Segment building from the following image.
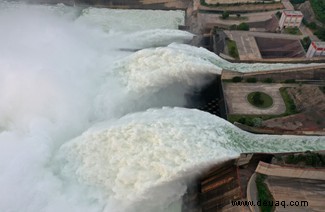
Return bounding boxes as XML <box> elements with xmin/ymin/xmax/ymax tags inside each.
<box><xmin>306</xmin><ymin>41</ymin><xmax>325</xmax><ymax>58</ymax></box>
<box><xmin>279</xmin><ymin>10</ymin><xmax>303</xmax><ymax>29</ymax></box>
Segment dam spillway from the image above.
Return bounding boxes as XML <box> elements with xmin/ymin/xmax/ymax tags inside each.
<box><xmin>0</xmin><ymin>2</ymin><xmax>324</xmax><ymax>212</ymax></box>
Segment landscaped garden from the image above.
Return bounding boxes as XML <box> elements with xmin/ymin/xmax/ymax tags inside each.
<box><xmin>247</xmin><ymin>92</ymin><xmax>273</xmax><ymax>109</ymax></box>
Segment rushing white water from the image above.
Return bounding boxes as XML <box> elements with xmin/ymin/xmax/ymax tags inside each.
<box><xmin>0</xmin><ymin>2</ymin><xmax>324</xmax><ymax>212</ymax></box>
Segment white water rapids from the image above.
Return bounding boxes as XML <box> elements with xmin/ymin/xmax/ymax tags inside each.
<box><xmin>0</xmin><ymin>2</ymin><xmax>324</xmax><ymax>212</ymax></box>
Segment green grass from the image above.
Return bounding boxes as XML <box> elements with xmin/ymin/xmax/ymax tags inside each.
<box><xmin>283</xmin><ymin>27</ymin><xmax>301</xmax><ymax>35</ymax></box>
<box><xmin>256</xmin><ymin>174</ymin><xmax>274</xmax><ymax>212</ymax></box>
<box><xmin>227</xmin><ymin>87</ymin><xmax>298</xmax><ymax>125</ymax></box>
<box><xmin>226</xmin><ymin>40</ymin><xmax>239</xmax><ymax>59</ymax></box>
<box><xmin>279</xmin><ymin>87</ymin><xmax>297</xmax><ymax>114</ymax></box>
<box><xmin>247</xmin><ymin>92</ymin><xmax>273</xmax><ymax>109</ymax></box>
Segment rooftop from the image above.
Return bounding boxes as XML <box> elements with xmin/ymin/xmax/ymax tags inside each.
<box><xmin>283</xmin><ymin>10</ymin><xmax>303</xmax><ymax>16</ymax></box>
<box><xmin>313</xmin><ymin>41</ymin><xmax>325</xmax><ymax>49</ymax></box>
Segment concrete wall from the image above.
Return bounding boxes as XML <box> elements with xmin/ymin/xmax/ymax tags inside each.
<box><xmin>222</xmin><ymin>65</ymin><xmax>325</xmax><ymax>81</ymax></box>
<box><xmin>256</xmin><ymin>161</ymin><xmax>325</xmax><ymax>180</ymax></box>
<box><xmin>205</xmin><ymin>0</ymin><xmax>280</xmax><ymax>5</ymax></box>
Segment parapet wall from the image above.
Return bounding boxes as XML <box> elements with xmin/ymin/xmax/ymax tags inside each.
<box><xmin>205</xmin><ymin>0</ymin><xmax>280</xmax><ymax>4</ymax></box>
<box><xmin>222</xmin><ymin>65</ymin><xmax>325</xmax><ymax>81</ymax></box>
<box><xmin>256</xmin><ymin>161</ymin><xmax>325</xmax><ymax>180</ymax></box>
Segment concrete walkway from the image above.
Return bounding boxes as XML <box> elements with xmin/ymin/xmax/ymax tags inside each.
<box><xmin>247</xmin><ymin>173</ymin><xmax>259</xmax><ymax>212</ymax></box>
<box><xmin>223</xmin><ymin>83</ymin><xmax>286</xmax><ymax>115</ymax></box>
<box><xmin>224</xmin><ymin>30</ymin><xmax>305</xmax><ymax>60</ymax></box>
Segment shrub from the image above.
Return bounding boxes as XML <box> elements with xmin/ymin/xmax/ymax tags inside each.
<box><xmin>229</xmin><ymin>46</ymin><xmax>238</xmax><ymax>58</ymax></box>
<box><xmin>246</xmin><ymin>119</ymin><xmax>254</xmax><ymax>127</ymax></box>
<box><xmin>310</xmin><ymin>0</ymin><xmax>325</xmax><ymax>24</ymax></box>
<box><xmin>236</xmin><ymin>13</ymin><xmax>241</xmax><ymax>18</ymax></box>
<box><xmin>286</xmin><ymin>155</ymin><xmax>295</xmax><ymax>163</ymax></box>
<box><xmin>314</xmin><ymin>28</ymin><xmax>325</xmax><ymax>41</ymax></box>
<box><xmin>290</xmin><ymin>103</ymin><xmax>296</xmax><ymax>111</ymax></box>
<box><xmin>307</xmin><ymin>22</ymin><xmax>317</xmax><ymax>30</ymax></box>
<box><xmin>238</xmin><ymin>117</ymin><xmax>246</xmax><ymax>124</ymax></box>
<box><xmin>252</xmin><ymin>92</ymin><xmax>264</xmax><ymax>105</ymax></box>
<box><xmin>246</xmin><ymin>78</ymin><xmax>257</xmax><ymax>83</ymax></box>
<box><xmin>275</xmin><ymin>11</ymin><xmax>282</xmax><ymax>19</ymax></box>
<box><xmin>284</xmin><ymin>79</ymin><xmax>296</xmax><ymax>83</ymax></box>
<box><xmin>263</xmin><ymin>78</ymin><xmax>274</xmax><ymax>83</ymax></box>
<box><xmin>232</xmin><ymin>76</ymin><xmax>243</xmax><ymax>82</ymax></box>
<box><xmin>222</xmin><ymin>11</ymin><xmax>229</xmax><ymax>19</ymax></box>
<box><xmin>238</xmin><ymin>22</ymin><xmax>249</xmax><ymax>31</ymax></box>
<box><xmin>300</xmin><ymin>36</ymin><xmax>311</xmax><ymax>51</ymax></box>
<box><xmin>252</xmin><ymin>118</ymin><xmax>263</xmax><ymax>127</ymax></box>
<box><xmin>256</xmin><ymin>174</ymin><xmax>274</xmax><ymax>212</ymax></box>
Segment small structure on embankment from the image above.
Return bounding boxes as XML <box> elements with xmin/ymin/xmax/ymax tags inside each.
<box><xmin>183</xmin><ymin>151</ymin><xmax>325</xmax><ymax>212</ymax></box>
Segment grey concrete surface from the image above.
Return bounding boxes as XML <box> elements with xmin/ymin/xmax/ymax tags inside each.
<box><xmin>223</xmin><ymin>83</ymin><xmax>286</xmax><ymax>115</ymax></box>
<box><xmin>224</xmin><ymin>31</ymin><xmax>305</xmax><ymax>60</ymax></box>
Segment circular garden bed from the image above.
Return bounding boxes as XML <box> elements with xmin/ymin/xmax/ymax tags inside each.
<box><xmin>247</xmin><ymin>92</ymin><xmax>273</xmax><ymax>109</ymax></box>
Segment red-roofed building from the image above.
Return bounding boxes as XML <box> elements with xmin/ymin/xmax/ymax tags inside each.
<box><xmin>306</xmin><ymin>41</ymin><xmax>325</xmax><ymax>58</ymax></box>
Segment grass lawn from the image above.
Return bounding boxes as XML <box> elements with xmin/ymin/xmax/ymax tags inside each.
<box><xmin>226</xmin><ymin>40</ymin><xmax>239</xmax><ymax>59</ymax></box>
<box><xmin>279</xmin><ymin>87</ymin><xmax>297</xmax><ymax>114</ymax></box>
<box><xmin>247</xmin><ymin>92</ymin><xmax>273</xmax><ymax>109</ymax></box>
<box><xmin>283</xmin><ymin>27</ymin><xmax>302</xmax><ymax>35</ymax></box>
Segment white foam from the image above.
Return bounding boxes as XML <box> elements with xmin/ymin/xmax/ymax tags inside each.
<box><xmin>112</xmin><ymin>45</ymin><xmax>221</xmax><ymax>93</ymax></box>
<box><xmin>77</xmin><ymin>7</ymin><xmax>185</xmax><ymax>33</ymax></box>
<box><xmin>57</xmin><ymin>108</ymin><xmax>325</xmax><ymax>211</ymax></box>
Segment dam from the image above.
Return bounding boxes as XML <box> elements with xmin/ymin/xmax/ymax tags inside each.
<box><xmin>0</xmin><ymin>2</ymin><xmax>324</xmax><ymax>212</ymax></box>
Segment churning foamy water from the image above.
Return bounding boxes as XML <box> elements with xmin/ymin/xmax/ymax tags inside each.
<box><xmin>0</xmin><ymin>1</ymin><xmax>324</xmax><ymax>212</ymax></box>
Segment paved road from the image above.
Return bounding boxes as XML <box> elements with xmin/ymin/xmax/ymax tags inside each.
<box><xmin>198</xmin><ymin>10</ymin><xmax>275</xmax><ymax>26</ymax></box>
<box><xmin>223</xmin><ymin>83</ymin><xmax>286</xmax><ymax>115</ymax></box>
<box><xmin>225</xmin><ymin>31</ymin><xmax>262</xmax><ymax>60</ymax></box>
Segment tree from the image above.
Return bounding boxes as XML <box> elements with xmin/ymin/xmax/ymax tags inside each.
<box><xmin>252</xmin><ymin>118</ymin><xmax>263</xmax><ymax>127</ymax></box>
<box><xmin>246</xmin><ymin>78</ymin><xmax>257</xmax><ymax>83</ymax></box>
<box><xmin>314</xmin><ymin>28</ymin><xmax>325</xmax><ymax>41</ymax></box>
<box><xmin>252</xmin><ymin>92</ymin><xmax>264</xmax><ymax>105</ymax></box>
<box><xmin>232</xmin><ymin>76</ymin><xmax>242</xmax><ymax>82</ymax></box>
<box><xmin>238</xmin><ymin>22</ymin><xmax>249</xmax><ymax>31</ymax></box>
<box><xmin>236</xmin><ymin>13</ymin><xmax>241</xmax><ymax>18</ymax></box>
<box><xmin>222</xmin><ymin>11</ymin><xmax>230</xmax><ymax>19</ymax></box>
<box><xmin>263</xmin><ymin>78</ymin><xmax>274</xmax><ymax>83</ymax></box>
<box><xmin>307</xmin><ymin>22</ymin><xmax>317</xmax><ymax>30</ymax></box>
<box><xmin>275</xmin><ymin>11</ymin><xmax>282</xmax><ymax>19</ymax></box>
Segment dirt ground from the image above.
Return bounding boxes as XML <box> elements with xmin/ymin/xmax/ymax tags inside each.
<box><xmin>263</xmin><ymin>85</ymin><xmax>325</xmax><ymax>131</ymax></box>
